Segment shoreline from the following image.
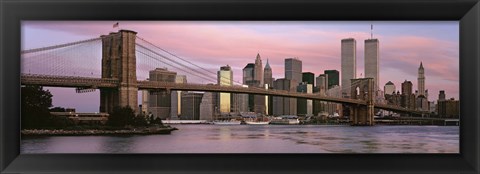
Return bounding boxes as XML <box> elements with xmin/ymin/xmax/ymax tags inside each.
<box><xmin>21</xmin><ymin>127</ymin><xmax>178</xmax><ymax>136</ymax></box>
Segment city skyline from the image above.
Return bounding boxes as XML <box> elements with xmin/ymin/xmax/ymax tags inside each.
<box><xmin>22</xmin><ymin>21</ymin><xmax>459</xmax><ymax>112</ymax></box>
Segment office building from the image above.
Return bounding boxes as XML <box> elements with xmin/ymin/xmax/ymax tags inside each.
<box><xmin>384</xmin><ymin>81</ymin><xmax>396</xmax><ymax>95</ymax></box>
<box><xmin>199</xmin><ymin>92</ymin><xmax>216</xmax><ymax>121</ymax></box>
<box><xmin>438</xmin><ymin>90</ymin><xmax>446</xmax><ymax>101</ymax></box>
<box><xmin>254</xmin><ymin>53</ymin><xmax>264</xmax><ymax>86</ymax></box>
<box><xmin>416</xmin><ymin>95</ymin><xmax>429</xmax><ymax>111</ymax></box>
<box><xmin>341</xmin><ymin>38</ymin><xmax>356</xmax><ymax>97</ymax></box>
<box><xmin>364</xmin><ymin>39</ymin><xmax>380</xmax><ymax>90</ymax></box>
<box><xmin>297</xmin><ymin>82</ymin><xmax>313</xmax><ymax>116</ymax></box>
<box><xmin>217</xmin><ymin>65</ymin><xmax>233</xmax><ymax>114</ymax></box>
<box><xmin>418</xmin><ymin>62</ymin><xmax>426</xmax><ymax>97</ymax></box>
<box><xmin>285</xmin><ymin>58</ymin><xmax>302</xmax><ymax>86</ymax></box>
<box><xmin>401</xmin><ymin>80</ymin><xmax>415</xmax><ymax>109</ymax></box>
<box><xmin>302</xmin><ymin>72</ymin><xmax>315</xmax><ymax>85</ymax></box>
<box><xmin>264</xmin><ymin>59</ymin><xmax>274</xmax><ymax>88</ymax></box>
<box><xmin>437</xmin><ymin>98</ymin><xmax>459</xmax><ymax>118</ymax></box>
<box><xmin>429</xmin><ymin>101</ymin><xmax>436</xmax><ymax>114</ymax></box>
<box><xmin>272</xmin><ymin>78</ymin><xmax>294</xmax><ymax>116</ymax></box>
<box><xmin>243</xmin><ymin>63</ymin><xmax>255</xmax><ymax>84</ymax></box>
<box><xmin>285</xmin><ymin>58</ymin><xmax>301</xmax><ymax>115</ymax></box>
<box><xmin>181</xmin><ymin>92</ymin><xmax>203</xmax><ymax>120</ymax></box>
<box><xmin>324</xmin><ymin>70</ymin><xmax>339</xmax><ymax>89</ymax></box>
<box><xmin>170</xmin><ymin>75</ymin><xmax>187</xmax><ymax>119</ymax></box>
<box><xmin>263</xmin><ymin>60</ymin><xmax>274</xmax><ymax>115</ymax></box>
<box><xmin>148</xmin><ymin>68</ymin><xmax>176</xmax><ymax>119</ymax></box>
<box><xmin>232</xmin><ymin>85</ymin><xmax>249</xmax><ymax>113</ymax></box>
<box><xmin>315</xmin><ymin>74</ymin><xmax>328</xmax><ymax>95</ymax></box>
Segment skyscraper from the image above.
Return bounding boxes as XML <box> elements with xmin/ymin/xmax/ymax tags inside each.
<box><xmin>149</xmin><ymin>68</ymin><xmax>176</xmax><ymax>119</ymax></box>
<box><xmin>341</xmin><ymin>38</ymin><xmax>356</xmax><ymax>97</ymax></box>
<box><xmin>401</xmin><ymin>80</ymin><xmax>415</xmax><ymax>109</ymax></box>
<box><xmin>364</xmin><ymin>39</ymin><xmax>380</xmax><ymax>90</ymax></box>
<box><xmin>384</xmin><ymin>81</ymin><xmax>396</xmax><ymax>95</ymax></box>
<box><xmin>254</xmin><ymin>53</ymin><xmax>264</xmax><ymax>86</ymax></box>
<box><xmin>324</xmin><ymin>70</ymin><xmax>339</xmax><ymax>89</ymax></box>
<box><xmin>316</xmin><ymin>74</ymin><xmax>328</xmax><ymax>95</ymax></box>
<box><xmin>285</xmin><ymin>58</ymin><xmax>302</xmax><ymax>87</ymax></box>
<box><xmin>264</xmin><ymin>59</ymin><xmax>273</xmax><ymax>88</ymax></box>
<box><xmin>170</xmin><ymin>75</ymin><xmax>187</xmax><ymax>119</ymax></box>
<box><xmin>285</xmin><ymin>58</ymin><xmax>301</xmax><ymax>115</ymax></box>
<box><xmin>418</xmin><ymin>62</ymin><xmax>426</xmax><ymax>96</ymax></box>
<box><xmin>217</xmin><ymin>65</ymin><xmax>233</xmax><ymax>113</ymax></box>
<box><xmin>302</xmin><ymin>72</ymin><xmax>315</xmax><ymax>85</ymax></box>
<box><xmin>199</xmin><ymin>92</ymin><xmax>216</xmax><ymax>121</ymax></box>
<box><xmin>243</xmin><ymin>63</ymin><xmax>255</xmax><ymax>84</ymax></box>
<box><xmin>297</xmin><ymin>82</ymin><xmax>313</xmax><ymax>116</ymax></box>
<box><xmin>263</xmin><ymin>59</ymin><xmax>274</xmax><ymax>116</ymax></box>
<box><xmin>401</xmin><ymin>80</ymin><xmax>413</xmax><ymax>96</ymax></box>
<box><xmin>438</xmin><ymin>90</ymin><xmax>446</xmax><ymax>101</ymax></box>
<box><xmin>272</xmin><ymin>78</ymin><xmax>293</xmax><ymax>116</ymax></box>
<box><xmin>180</xmin><ymin>92</ymin><xmax>203</xmax><ymax>120</ymax></box>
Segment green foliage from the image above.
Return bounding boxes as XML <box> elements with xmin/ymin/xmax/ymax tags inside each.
<box><xmin>21</xmin><ymin>85</ymin><xmax>53</xmax><ymax>129</ymax></box>
<box><xmin>152</xmin><ymin>117</ymin><xmax>163</xmax><ymax>126</ymax></box>
<box><xmin>107</xmin><ymin>106</ymin><xmax>135</xmax><ymax>127</ymax></box>
<box><xmin>133</xmin><ymin>115</ymin><xmax>148</xmax><ymax>127</ymax></box>
<box><xmin>49</xmin><ymin>107</ymin><xmax>66</xmax><ymax>112</ymax></box>
<box><xmin>50</xmin><ymin>116</ymin><xmax>75</xmax><ymax>128</ymax></box>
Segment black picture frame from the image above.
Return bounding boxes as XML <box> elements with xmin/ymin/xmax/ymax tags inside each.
<box><xmin>1</xmin><ymin>0</ymin><xmax>479</xmax><ymax>173</ymax></box>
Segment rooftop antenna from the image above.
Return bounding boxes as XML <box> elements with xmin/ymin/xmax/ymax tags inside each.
<box><xmin>370</xmin><ymin>24</ymin><xmax>373</xmax><ymax>39</ymax></box>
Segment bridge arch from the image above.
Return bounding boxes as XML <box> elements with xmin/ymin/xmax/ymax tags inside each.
<box><xmin>349</xmin><ymin>78</ymin><xmax>375</xmax><ymax>126</ymax></box>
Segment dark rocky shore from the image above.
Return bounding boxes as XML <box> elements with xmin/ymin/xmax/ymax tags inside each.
<box><xmin>22</xmin><ymin>127</ymin><xmax>178</xmax><ymax>136</ymax></box>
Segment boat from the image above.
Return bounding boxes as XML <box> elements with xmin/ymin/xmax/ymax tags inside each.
<box><xmin>245</xmin><ymin>121</ymin><xmax>270</xmax><ymax>125</ymax></box>
<box><xmin>212</xmin><ymin>119</ymin><xmax>242</xmax><ymax>125</ymax></box>
<box><xmin>269</xmin><ymin>115</ymin><xmax>300</xmax><ymax>125</ymax></box>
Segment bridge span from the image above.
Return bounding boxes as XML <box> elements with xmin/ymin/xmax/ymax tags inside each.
<box><xmin>21</xmin><ymin>74</ymin><xmax>426</xmax><ymax>115</ymax></box>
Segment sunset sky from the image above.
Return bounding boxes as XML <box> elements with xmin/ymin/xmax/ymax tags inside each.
<box><xmin>22</xmin><ymin>21</ymin><xmax>459</xmax><ymax>112</ymax></box>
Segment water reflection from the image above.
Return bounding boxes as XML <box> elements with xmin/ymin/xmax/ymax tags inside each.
<box><xmin>21</xmin><ymin>125</ymin><xmax>459</xmax><ymax>153</ymax></box>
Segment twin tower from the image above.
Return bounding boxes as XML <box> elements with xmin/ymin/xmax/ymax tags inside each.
<box><xmin>341</xmin><ymin>38</ymin><xmax>379</xmax><ymax>125</ymax></box>
<box><xmin>341</xmin><ymin>38</ymin><xmax>379</xmax><ymax>97</ymax></box>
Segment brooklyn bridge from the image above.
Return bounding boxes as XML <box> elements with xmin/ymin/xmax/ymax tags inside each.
<box><xmin>21</xmin><ymin>30</ymin><xmax>428</xmax><ymax>126</ymax></box>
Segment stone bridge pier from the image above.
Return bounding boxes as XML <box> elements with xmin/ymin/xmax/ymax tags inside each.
<box><xmin>99</xmin><ymin>30</ymin><xmax>138</xmax><ymax>113</ymax></box>
<box><xmin>349</xmin><ymin>78</ymin><xmax>375</xmax><ymax>126</ymax></box>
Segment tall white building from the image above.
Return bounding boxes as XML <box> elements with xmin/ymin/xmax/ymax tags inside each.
<box><xmin>341</xmin><ymin>38</ymin><xmax>356</xmax><ymax>97</ymax></box>
<box><xmin>217</xmin><ymin>65</ymin><xmax>233</xmax><ymax>114</ymax></box>
<box><xmin>365</xmin><ymin>39</ymin><xmax>380</xmax><ymax>90</ymax></box>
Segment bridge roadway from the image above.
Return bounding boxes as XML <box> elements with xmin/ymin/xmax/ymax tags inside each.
<box><xmin>21</xmin><ymin>74</ymin><xmax>426</xmax><ymax>114</ymax></box>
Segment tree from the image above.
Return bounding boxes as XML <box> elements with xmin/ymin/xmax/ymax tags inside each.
<box><xmin>133</xmin><ymin>114</ymin><xmax>148</xmax><ymax>127</ymax></box>
<box><xmin>21</xmin><ymin>85</ymin><xmax>53</xmax><ymax>129</ymax></box>
<box><xmin>49</xmin><ymin>107</ymin><xmax>66</xmax><ymax>112</ymax></box>
<box><xmin>107</xmin><ymin>106</ymin><xmax>135</xmax><ymax>127</ymax></box>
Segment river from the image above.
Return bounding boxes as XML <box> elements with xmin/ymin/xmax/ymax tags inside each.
<box><xmin>21</xmin><ymin>125</ymin><xmax>459</xmax><ymax>153</ymax></box>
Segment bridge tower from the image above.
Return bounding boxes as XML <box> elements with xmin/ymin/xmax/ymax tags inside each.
<box><xmin>349</xmin><ymin>78</ymin><xmax>375</xmax><ymax>126</ymax></box>
<box><xmin>100</xmin><ymin>30</ymin><xmax>138</xmax><ymax>113</ymax></box>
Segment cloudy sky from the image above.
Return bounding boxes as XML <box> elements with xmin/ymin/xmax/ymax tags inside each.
<box><xmin>22</xmin><ymin>21</ymin><xmax>459</xmax><ymax>112</ymax></box>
